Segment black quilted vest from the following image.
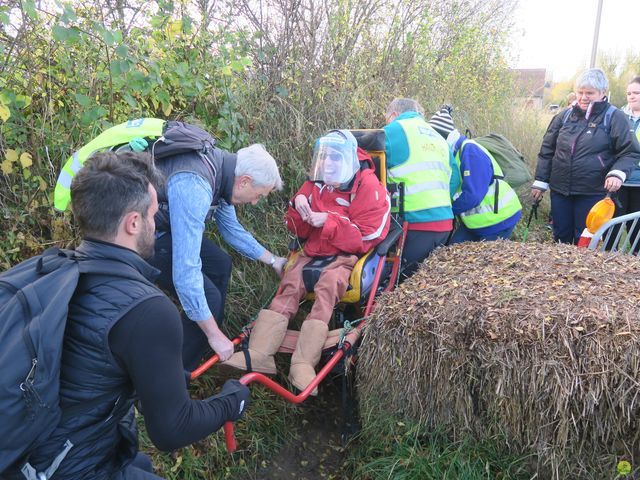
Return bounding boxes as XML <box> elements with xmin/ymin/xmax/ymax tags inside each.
<box><xmin>154</xmin><ymin>148</ymin><xmax>237</xmax><ymax>231</ymax></box>
<box><xmin>19</xmin><ymin>240</ymin><xmax>164</xmax><ymax>480</ymax></box>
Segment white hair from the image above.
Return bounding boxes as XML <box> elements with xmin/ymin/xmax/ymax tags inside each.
<box><xmin>575</xmin><ymin>68</ymin><xmax>609</xmax><ymax>92</ymax></box>
<box><xmin>386</xmin><ymin>98</ymin><xmax>425</xmax><ymax>117</ymax></box>
<box><xmin>235</xmin><ymin>144</ymin><xmax>283</xmax><ymax>190</ymax></box>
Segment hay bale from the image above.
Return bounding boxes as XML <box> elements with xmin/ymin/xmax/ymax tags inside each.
<box><xmin>358</xmin><ymin>240</ymin><xmax>640</xmax><ymax>478</ymax></box>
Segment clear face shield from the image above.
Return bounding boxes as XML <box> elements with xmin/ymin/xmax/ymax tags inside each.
<box><xmin>309</xmin><ymin>132</ymin><xmax>359</xmax><ymax>186</ymax></box>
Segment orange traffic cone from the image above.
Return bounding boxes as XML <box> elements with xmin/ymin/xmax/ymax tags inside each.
<box><xmin>577</xmin><ymin>194</ymin><xmax>615</xmax><ymax>248</ymax></box>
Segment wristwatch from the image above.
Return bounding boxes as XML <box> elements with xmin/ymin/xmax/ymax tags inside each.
<box><xmin>269</xmin><ymin>255</ymin><xmax>277</xmax><ymax>266</ymax></box>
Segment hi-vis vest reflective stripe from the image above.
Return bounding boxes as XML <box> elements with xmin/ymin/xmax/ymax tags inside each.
<box><xmin>387</xmin><ymin>117</ymin><xmax>451</xmax><ymax>214</ymax></box>
<box><xmin>54</xmin><ymin>118</ymin><xmax>166</xmax><ymax>211</ymax></box>
<box><xmin>454</xmin><ymin>140</ymin><xmax>522</xmax><ymax>230</ymax></box>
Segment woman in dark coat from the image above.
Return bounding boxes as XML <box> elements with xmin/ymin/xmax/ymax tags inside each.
<box><xmin>531</xmin><ymin>68</ymin><xmax>640</xmax><ymax>244</ymax></box>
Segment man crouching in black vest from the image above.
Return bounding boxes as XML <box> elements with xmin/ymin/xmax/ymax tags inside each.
<box><xmin>13</xmin><ymin>151</ymin><xmax>250</xmax><ymax>480</ymax></box>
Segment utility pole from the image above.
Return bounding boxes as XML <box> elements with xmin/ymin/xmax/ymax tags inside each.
<box><xmin>590</xmin><ymin>0</ymin><xmax>604</xmax><ymax>68</ymax></box>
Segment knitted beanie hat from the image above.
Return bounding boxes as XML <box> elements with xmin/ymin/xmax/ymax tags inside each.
<box><xmin>429</xmin><ymin>106</ymin><xmax>455</xmax><ymax>139</ymax></box>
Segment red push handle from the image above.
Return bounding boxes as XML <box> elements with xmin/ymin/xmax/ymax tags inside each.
<box><xmin>190</xmin><ymin>335</ymin><xmax>245</xmax><ymax>380</ymax></box>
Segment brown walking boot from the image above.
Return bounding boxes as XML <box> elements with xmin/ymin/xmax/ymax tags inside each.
<box><xmin>288</xmin><ymin>319</ymin><xmax>329</xmax><ymax>396</ymax></box>
<box><xmin>223</xmin><ymin>309</ymin><xmax>288</xmax><ymax>375</ymax></box>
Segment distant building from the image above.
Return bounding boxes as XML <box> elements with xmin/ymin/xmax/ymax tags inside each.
<box><xmin>511</xmin><ymin>68</ymin><xmax>552</xmax><ymax>108</ymax></box>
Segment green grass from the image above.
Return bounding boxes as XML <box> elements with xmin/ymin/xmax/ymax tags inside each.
<box><xmin>346</xmin><ymin>417</ymin><xmax>532</xmax><ymax>480</ymax></box>
<box><xmin>138</xmin><ymin>369</ymin><xmax>301</xmax><ymax>479</ymax></box>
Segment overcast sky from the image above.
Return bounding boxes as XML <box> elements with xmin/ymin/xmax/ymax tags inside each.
<box><xmin>510</xmin><ymin>0</ymin><xmax>637</xmax><ymax>81</ymax></box>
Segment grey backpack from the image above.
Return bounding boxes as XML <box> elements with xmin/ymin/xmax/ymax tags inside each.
<box><xmin>0</xmin><ymin>249</ymin><xmax>82</xmax><ymax>476</ymax></box>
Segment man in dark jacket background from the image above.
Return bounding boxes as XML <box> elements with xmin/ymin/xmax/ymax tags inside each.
<box><xmin>11</xmin><ymin>151</ymin><xmax>250</xmax><ymax>480</ymax></box>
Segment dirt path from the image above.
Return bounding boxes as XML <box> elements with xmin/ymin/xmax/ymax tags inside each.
<box><xmin>254</xmin><ymin>379</ymin><xmax>351</xmax><ymax>480</ymax></box>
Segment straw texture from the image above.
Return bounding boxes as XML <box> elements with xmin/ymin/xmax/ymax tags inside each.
<box><xmin>358</xmin><ymin>240</ymin><xmax>640</xmax><ymax>478</ymax></box>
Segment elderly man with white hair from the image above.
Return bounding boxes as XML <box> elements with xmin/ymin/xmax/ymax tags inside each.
<box><xmin>531</xmin><ymin>68</ymin><xmax>640</xmax><ymax>244</ymax></box>
<box><xmin>150</xmin><ymin>139</ymin><xmax>286</xmax><ymax>370</ymax></box>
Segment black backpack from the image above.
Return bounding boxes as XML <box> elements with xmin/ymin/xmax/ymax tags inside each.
<box><xmin>148</xmin><ymin>120</ymin><xmax>217</xmax><ymax>161</ymax></box>
<box><xmin>0</xmin><ymin>249</ymin><xmax>84</xmax><ymax>476</ymax></box>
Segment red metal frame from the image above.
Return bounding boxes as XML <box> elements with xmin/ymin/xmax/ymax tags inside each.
<box><xmin>190</xmin><ymin>336</ymin><xmax>245</xmax><ymax>380</ymax></box>
<box><xmin>223</xmin><ymin>336</ymin><xmax>355</xmax><ymax>452</ymax></box>
<box><xmin>191</xmin><ymin>220</ymin><xmax>408</xmax><ymax>451</ymax></box>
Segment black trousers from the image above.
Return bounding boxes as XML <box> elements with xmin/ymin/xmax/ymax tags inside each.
<box><xmin>150</xmin><ymin>233</ymin><xmax>232</xmax><ymax>371</ymax></box>
<box><xmin>115</xmin><ymin>453</ymin><xmax>163</xmax><ymax>480</ymax></box>
<box><xmin>605</xmin><ymin>186</ymin><xmax>640</xmax><ymax>253</ymax></box>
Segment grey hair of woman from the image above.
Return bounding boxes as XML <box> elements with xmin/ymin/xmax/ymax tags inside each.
<box><xmin>235</xmin><ymin>144</ymin><xmax>283</xmax><ymax>190</ymax></box>
<box><xmin>575</xmin><ymin>68</ymin><xmax>609</xmax><ymax>92</ymax></box>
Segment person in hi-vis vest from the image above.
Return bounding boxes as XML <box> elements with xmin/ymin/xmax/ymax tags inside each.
<box><xmin>428</xmin><ymin>106</ymin><xmax>522</xmax><ymax>243</ymax></box>
<box><xmin>383</xmin><ymin>98</ymin><xmax>459</xmax><ymax>278</ymax></box>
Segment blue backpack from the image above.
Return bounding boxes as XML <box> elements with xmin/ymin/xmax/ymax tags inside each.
<box><xmin>0</xmin><ymin>249</ymin><xmax>84</xmax><ymax>477</ymax></box>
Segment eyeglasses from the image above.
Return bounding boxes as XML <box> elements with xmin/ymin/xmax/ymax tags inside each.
<box><xmin>326</xmin><ymin>152</ymin><xmax>344</xmax><ymax>162</ymax></box>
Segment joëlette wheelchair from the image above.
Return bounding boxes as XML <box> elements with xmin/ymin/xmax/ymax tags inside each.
<box><xmin>190</xmin><ymin>129</ymin><xmax>407</xmax><ymax>451</ymax></box>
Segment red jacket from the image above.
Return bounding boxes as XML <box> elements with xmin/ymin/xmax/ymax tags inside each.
<box><xmin>286</xmin><ymin>150</ymin><xmax>391</xmax><ymax>257</ymax></box>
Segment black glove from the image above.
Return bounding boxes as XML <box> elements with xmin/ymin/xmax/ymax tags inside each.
<box><xmin>209</xmin><ymin>379</ymin><xmax>251</xmax><ymax>421</ymax></box>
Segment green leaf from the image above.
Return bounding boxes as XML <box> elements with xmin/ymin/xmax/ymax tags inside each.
<box><xmin>115</xmin><ymin>44</ymin><xmax>128</xmax><ymax>58</ymax></box>
<box><xmin>74</xmin><ymin>93</ymin><xmax>91</xmax><ymax>107</ymax></box>
<box><xmin>157</xmin><ymin>0</ymin><xmax>174</xmax><ymax>13</ymax></box>
<box><xmin>54</xmin><ymin>25</ymin><xmax>81</xmax><ymax>43</ymax></box>
<box><xmin>15</xmin><ymin>95</ymin><xmax>32</xmax><ymax>109</ymax></box>
<box><xmin>156</xmin><ymin>90</ymin><xmax>170</xmax><ymax>105</ymax></box>
<box><xmin>182</xmin><ymin>16</ymin><xmax>193</xmax><ymax>33</ymax></box>
<box><xmin>230</xmin><ymin>60</ymin><xmax>246</xmax><ymax>72</ymax></box>
<box><xmin>110</xmin><ymin>61</ymin><xmax>121</xmax><ymax>75</ymax></box>
<box><xmin>123</xmin><ymin>93</ymin><xmax>137</xmax><ymax>108</ymax></box>
<box><xmin>150</xmin><ymin>15</ymin><xmax>165</xmax><ymax>29</ymax></box>
<box><xmin>101</xmin><ymin>29</ymin><xmax>115</xmax><ymax>46</ymax></box>
<box><xmin>60</xmin><ymin>3</ymin><xmax>77</xmax><ymax>23</ymax></box>
<box><xmin>118</xmin><ymin>60</ymin><xmax>130</xmax><ymax>73</ymax></box>
<box><xmin>52</xmin><ymin>25</ymin><xmax>69</xmax><ymax>41</ymax></box>
<box><xmin>80</xmin><ymin>106</ymin><xmax>108</xmax><ymax>125</ymax></box>
<box><xmin>23</xmin><ymin>0</ymin><xmax>37</xmax><ymax>20</ymax></box>
<box><xmin>175</xmin><ymin>62</ymin><xmax>188</xmax><ymax>77</ymax></box>
<box><xmin>66</xmin><ymin>27</ymin><xmax>81</xmax><ymax>43</ymax></box>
